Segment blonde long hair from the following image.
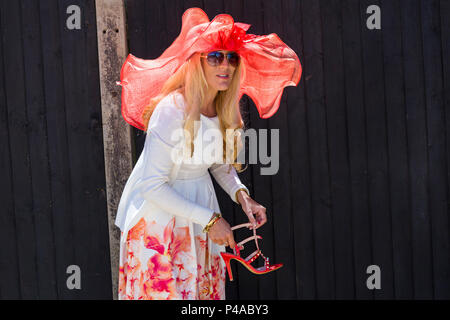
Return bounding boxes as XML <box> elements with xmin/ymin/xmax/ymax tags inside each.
<box><xmin>142</xmin><ymin>52</ymin><xmax>247</xmax><ymax>173</ymax></box>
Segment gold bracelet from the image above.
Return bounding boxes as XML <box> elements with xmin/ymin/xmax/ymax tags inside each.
<box><xmin>235</xmin><ymin>188</ymin><xmax>249</xmax><ymax>206</ymax></box>
<box><xmin>203</xmin><ymin>212</ymin><xmax>221</xmax><ymax>233</ymax></box>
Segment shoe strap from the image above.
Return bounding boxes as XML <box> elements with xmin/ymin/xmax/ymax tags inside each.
<box><xmin>230</xmin><ymin>222</ymin><xmax>253</xmax><ymax>231</ymax></box>
<box><xmin>237</xmin><ymin>235</ymin><xmax>261</xmax><ymax>249</ymax></box>
<box><xmin>231</xmin><ymin>222</ymin><xmax>261</xmax><ymax>255</ymax></box>
<box><xmin>244</xmin><ymin>249</ymin><xmax>261</xmax><ymax>263</ymax></box>
<box><xmin>260</xmin><ymin>252</ymin><xmax>270</xmax><ymax>267</ymax></box>
<box><xmin>231</xmin><ymin>223</ymin><xmax>261</xmax><ymax>250</ymax></box>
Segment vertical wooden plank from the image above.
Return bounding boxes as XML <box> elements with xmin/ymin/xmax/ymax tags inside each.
<box><xmin>59</xmin><ymin>0</ymin><xmax>111</xmax><ymax>299</ymax></box>
<box><xmin>360</xmin><ymin>0</ymin><xmax>395</xmax><ymax>299</ymax></box>
<box><xmin>320</xmin><ymin>0</ymin><xmax>355</xmax><ymax>299</ymax></box>
<box><xmin>301</xmin><ymin>0</ymin><xmax>335</xmax><ymax>299</ymax></box>
<box><xmin>241</xmin><ymin>0</ymin><xmax>273</xmax><ymax>300</ymax></box>
<box><xmin>59</xmin><ymin>0</ymin><xmax>88</xmax><ymax>299</ymax></box>
<box><xmin>262</xmin><ymin>0</ymin><xmax>297</xmax><ymax>299</ymax></box>
<box><xmin>440</xmin><ymin>0</ymin><xmax>450</xmax><ymax>297</ymax></box>
<box><xmin>203</xmin><ymin>0</ymin><xmax>225</xmax><ymax>18</ymax></box>
<box><xmin>281</xmin><ymin>0</ymin><xmax>317</xmax><ymax>300</ymax></box>
<box><xmin>78</xmin><ymin>0</ymin><xmax>112</xmax><ymax>299</ymax></box>
<box><xmin>163</xmin><ymin>0</ymin><xmax>184</xmax><ymax>46</ymax></box>
<box><xmin>1</xmin><ymin>0</ymin><xmax>39</xmax><ymax>299</ymax></box>
<box><xmin>131</xmin><ymin>0</ymin><xmax>175</xmax><ymax>161</ymax></box>
<box><xmin>183</xmin><ymin>0</ymin><xmax>204</xmax><ymax>11</ymax></box>
<box><xmin>132</xmin><ymin>0</ymin><xmax>186</xmax><ymax>159</ymax></box>
<box><xmin>20</xmin><ymin>0</ymin><xmax>58</xmax><ymax>299</ymax></box>
<box><xmin>126</xmin><ymin>0</ymin><xmax>147</xmax><ymax>60</ymax></box>
<box><xmin>420</xmin><ymin>0</ymin><xmax>450</xmax><ymax>299</ymax></box>
<box><xmin>400</xmin><ymin>0</ymin><xmax>434</xmax><ymax>299</ymax></box>
<box><xmin>341</xmin><ymin>0</ymin><xmax>374</xmax><ymax>300</ymax></box>
<box><xmin>96</xmin><ymin>0</ymin><xmax>132</xmax><ymax>300</ymax></box>
<box><xmin>145</xmin><ymin>0</ymin><xmax>169</xmax><ymax>59</ymax></box>
<box><xmin>380</xmin><ymin>0</ymin><xmax>414</xmax><ymax>298</ymax></box>
<box><xmin>39</xmin><ymin>0</ymin><xmax>77</xmax><ymax>299</ymax></box>
<box><xmin>0</xmin><ymin>1</ymin><xmax>21</xmax><ymax>298</ymax></box>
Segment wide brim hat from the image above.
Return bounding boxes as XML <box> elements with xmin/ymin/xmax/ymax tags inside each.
<box><xmin>117</xmin><ymin>7</ymin><xmax>302</xmax><ymax>131</ymax></box>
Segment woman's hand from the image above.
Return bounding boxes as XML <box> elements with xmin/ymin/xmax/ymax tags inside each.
<box><xmin>237</xmin><ymin>190</ymin><xmax>267</xmax><ymax>229</ymax></box>
<box><xmin>208</xmin><ymin>217</ymin><xmax>236</xmax><ymax>248</ymax></box>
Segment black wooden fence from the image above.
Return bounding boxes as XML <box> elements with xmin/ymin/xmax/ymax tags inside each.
<box><xmin>1</xmin><ymin>0</ymin><xmax>449</xmax><ymax>300</ymax></box>
<box><xmin>127</xmin><ymin>0</ymin><xmax>450</xmax><ymax>300</ymax></box>
<box><xmin>0</xmin><ymin>0</ymin><xmax>111</xmax><ymax>299</ymax></box>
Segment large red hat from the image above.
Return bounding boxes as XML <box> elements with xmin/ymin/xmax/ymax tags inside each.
<box><xmin>117</xmin><ymin>7</ymin><xmax>302</xmax><ymax>131</ymax></box>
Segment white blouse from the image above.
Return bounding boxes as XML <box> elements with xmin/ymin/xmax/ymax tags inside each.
<box><xmin>115</xmin><ymin>91</ymin><xmax>250</xmax><ymax>242</ymax></box>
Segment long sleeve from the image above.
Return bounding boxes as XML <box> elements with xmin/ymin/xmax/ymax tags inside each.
<box><xmin>134</xmin><ymin>97</ymin><xmax>215</xmax><ymax>229</ymax></box>
<box><xmin>209</xmin><ymin>163</ymin><xmax>250</xmax><ymax>204</ymax></box>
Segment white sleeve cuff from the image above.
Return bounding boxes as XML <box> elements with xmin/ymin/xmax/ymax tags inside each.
<box><xmin>209</xmin><ymin>163</ymin><xmax>250</xmax><ymax>204</ymax></box>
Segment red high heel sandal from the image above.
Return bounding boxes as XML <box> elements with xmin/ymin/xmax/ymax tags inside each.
<box><xmin>220</xmin><ymin>222</ymin><xmax>283</xmax><ymax>281</ymax></box>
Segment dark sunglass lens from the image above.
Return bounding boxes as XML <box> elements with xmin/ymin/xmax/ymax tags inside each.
<box><xmin>207</xmin><ymin>52</ymin><xmax>224</xmax><ymax>66</ymax></box>
<box><xmin>227</xmin><ymin>53</ymin><xmax>240</xmax><ymax>67</ymax></box>
<box><xmin>206</xmin><ymin>55</ymin><xmax>217</xmax><ymax>66</ymax></box>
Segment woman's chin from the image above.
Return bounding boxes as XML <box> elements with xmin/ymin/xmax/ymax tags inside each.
<box><xmin>216</xmin><ymin>84</ymin><xmax>231</xmax><ymax>91</ymax></box>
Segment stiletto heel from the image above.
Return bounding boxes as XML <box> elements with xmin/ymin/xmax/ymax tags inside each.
<box><xmin>221</xmin><ymin>253</ymin><xmax>234</xmax><ymax>281</ymax></box>
<box><xmin>220</xmin><ymin>223</ymin><xmax>283</xmax><ymax>281</ymax></box>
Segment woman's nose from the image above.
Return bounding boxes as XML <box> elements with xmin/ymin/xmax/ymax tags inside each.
<box><xmin>219</xmin><ymin>57</ymin><xmax>230</xmax><ymax>67</ymax></box>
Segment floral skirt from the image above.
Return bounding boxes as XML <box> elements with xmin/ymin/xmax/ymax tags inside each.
<box><xmin>118</xmin><ymin>175</ymin><xmax>226</xmax><ymax>300</ymax></box>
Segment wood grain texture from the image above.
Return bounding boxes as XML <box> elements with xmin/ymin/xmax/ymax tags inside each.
<box><xmin>95</xmin><ymin>0</ymin><xmax>133</xmax><ymax>300</ymax></box>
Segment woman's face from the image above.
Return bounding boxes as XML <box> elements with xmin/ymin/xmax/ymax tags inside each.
<box><xmin>200</xmin><ymin>50</ymin><xmax>239</xmax><ymax>91</ymax></box>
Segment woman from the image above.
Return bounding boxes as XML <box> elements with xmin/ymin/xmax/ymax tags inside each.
<box><xmin>115</xmin><ymin>8</ymin><xmax>301</xmax><ymax>300</ymax></box>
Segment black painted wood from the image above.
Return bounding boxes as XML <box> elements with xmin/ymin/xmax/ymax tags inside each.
<box><xmin>440</xmin><ymin>0</ymin><xmax>450</xmax><ymax>301</ymax></box>
<box><xmin>241</xmin><ymin>0</ymin><xmax>276</xmax><ymax>300</ymax></box>
<box><xmin>380</xmin><ymin>0</ymin><xmax>413</xmax><ymax>299</ymax></box>
<box><xmin>2</xmin><ymin>0</ymin><xmax>39</xmax><ymax>299</ymax></box>
<box><xmin>360</xmin><ymin>0</ymin><xmax>395</xmax><ymax>299</ymax></box>
<box><xmin>40</xmin><ymin>0</ymin><xmax>81</xmax><ymax>300</ymax></box>
<box><xmin>341</xmin><ymin>0</ymin><xmax>374</xmax><ymax>300</ymax></box>
<box><xmin>320</xmin><ymin>0</ymin><xmax>355</xmax><ymax>299</ymax></box>
<box><xmin>421</xmin><ymin>0</ymin><xmax>450</xmax><ymax>299</ymax></box>
<box><xmin>401</xmin><ymin>0</ymin><xmax>434</xmax><ymax>299</ymax></box>
<box><xmin>123</xmin><ymin>0</ymin><xmax>450</xmax><ymax>300</ymax></box>
<box><xmin>0</xmin><ymin>0</ymin><xmax>112</xmax><ymax>299</ymax></box>
<box><xmin>21</xmin><ymin>0</ymin><xmax>58</xmax><ymax>299</ymax></box>
<box><xmin>283</xmin><ymin>0</ymin><xmax>317</xmax><ymax>300</ymax></box>
<box><xmin>301</xmin><ymin>0</ymin><xmax>336</xmax><ymax>299</ymax></box>
<box><xmin>0</xmin><ymin>2</ymin><xmax>21</xmax><ymax>299</ymax></box>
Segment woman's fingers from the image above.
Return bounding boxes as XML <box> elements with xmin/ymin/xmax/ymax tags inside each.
<box><xmin>208</xmin><ymin>217</ymin><xmax>235</xmax><ymax>247</ymax></box>
<box><xmin>241</xmin><ymin>199</ymin><xmax>268</xmax><ymax>229</ymax></box>
<box><xmin>245</xmin><ymin>210</ymin><xmax>268</xmax><ymax>229</ymax></box>
<box><xmin>211</xmin><ymin>236</ymin><xmax>233</xmax><ymax>247</ymax></box>
<box><xmin>245</xmin><ymin>211</ymin><xmax>257</xmax><ymax>229</ymax></box>
<box><xmin>256</xmin><ymin>210</ymin><xmax>267</xmax><ymax>227</ymax></box>
<box><xmin>226</xmin><ymin>232</ymin><xmax>236</xmax><ymax>248</ymax></box>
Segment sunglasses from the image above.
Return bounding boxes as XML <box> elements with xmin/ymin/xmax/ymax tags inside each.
<box><xmin>201</xmin><ymin>51</ymin><xmax>240</xmax><ymax>68</ymax></box>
